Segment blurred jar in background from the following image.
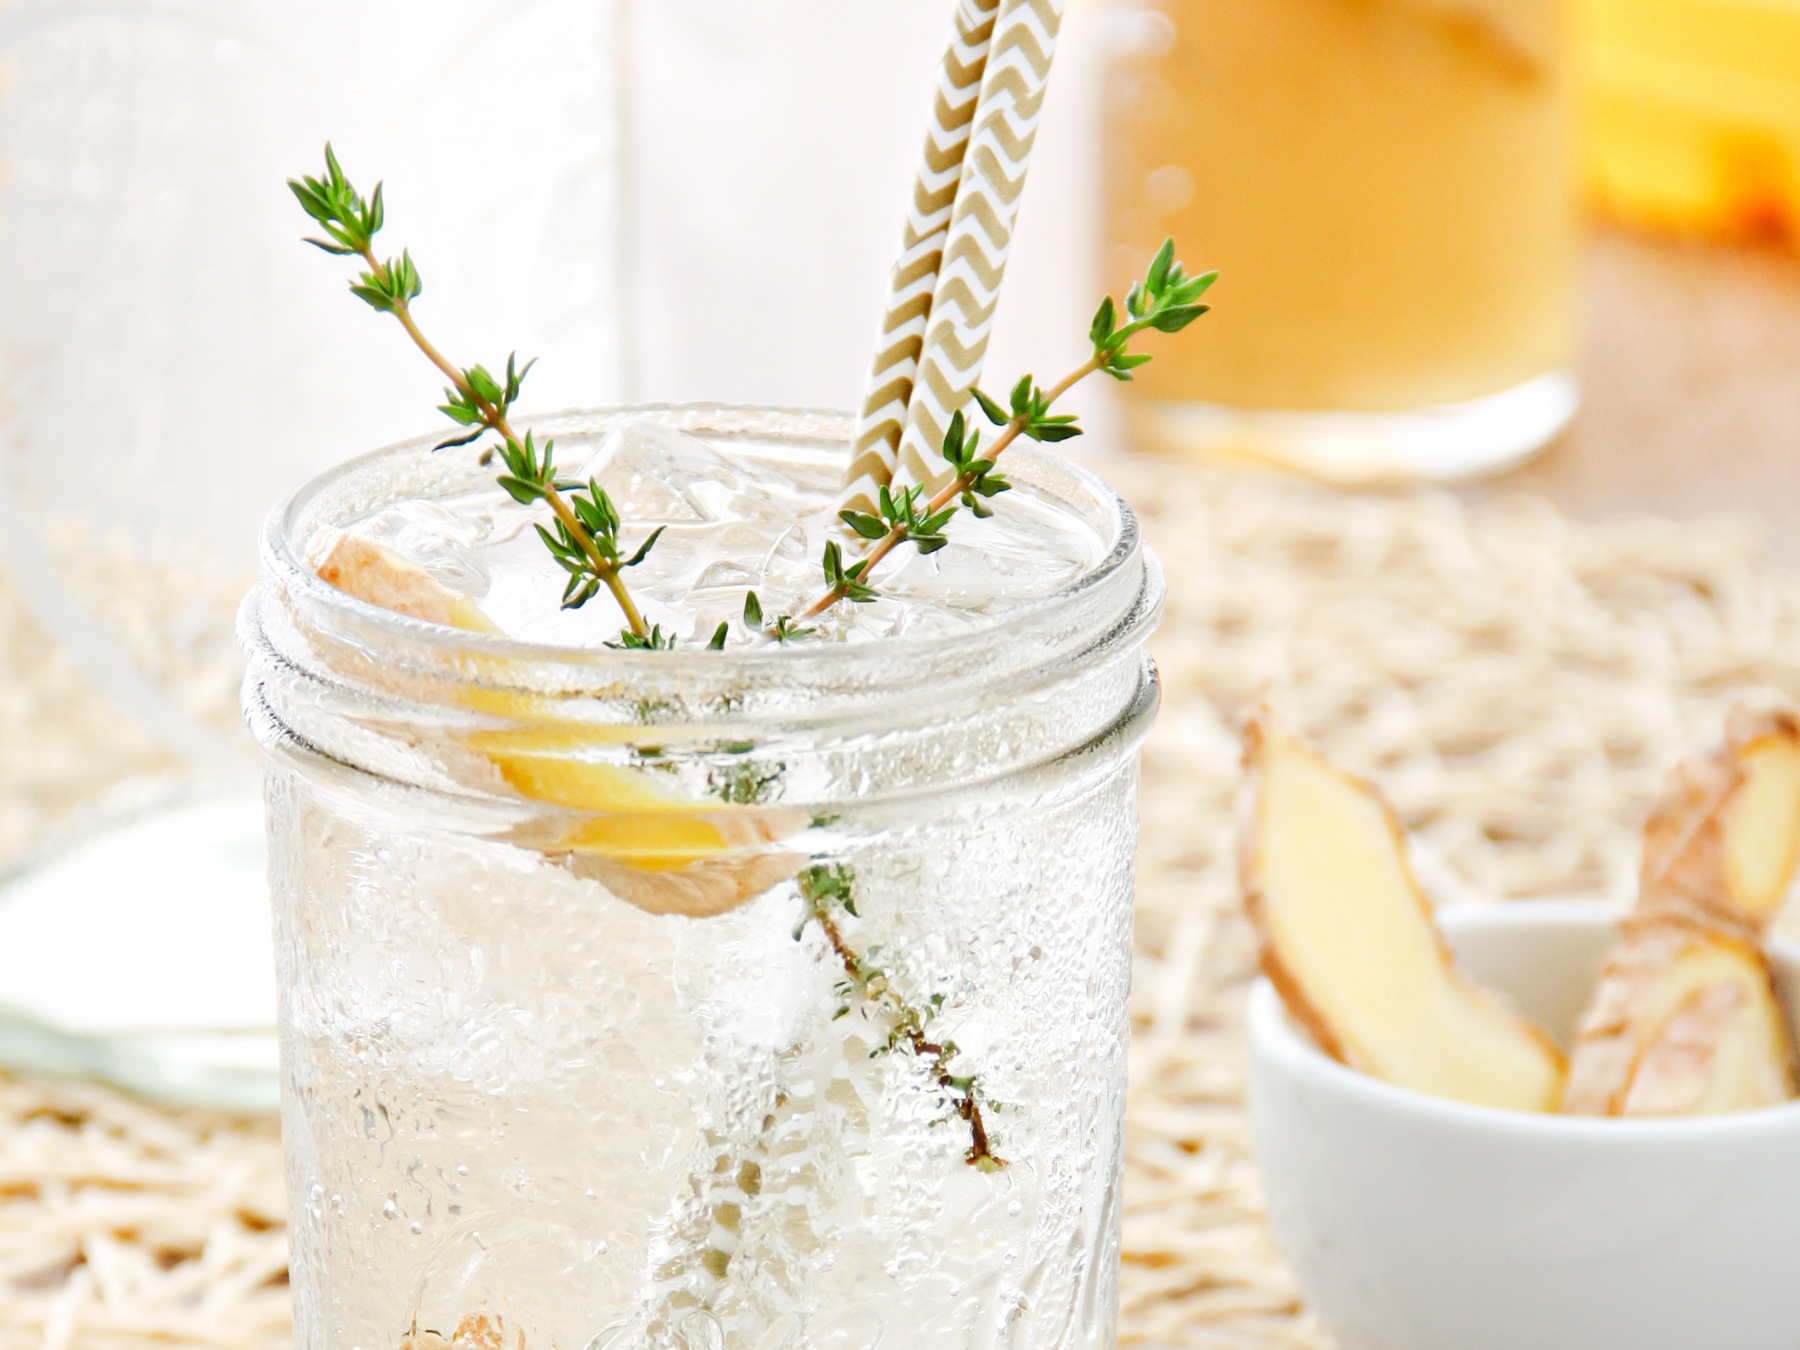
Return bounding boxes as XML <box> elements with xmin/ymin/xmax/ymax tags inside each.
<box><xmin>1102</xmin><ymin>0</ymin><xmax>1580</xmax><ymax>484</ymax></box>
<box><xmin>0</xmin><ymin>0</ymin><xmax>628</xmax><ymax>1109</ymax></box>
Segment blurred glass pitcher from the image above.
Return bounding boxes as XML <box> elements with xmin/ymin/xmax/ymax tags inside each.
<box><xmin>0</xmin><ymin>0</ymin><xmax>628</xmax><ymax>1109</ymax></box>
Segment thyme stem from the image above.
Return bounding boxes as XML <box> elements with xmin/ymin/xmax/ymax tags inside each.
<box><xmin>798</xmin><ymin>355</ymin><xmax>1103</xmax><ymax>623</ymax></box>
<box><xmin>771</xmin><ymin>241</ymin><xmax>1214</xmax><ymax>639</ymax></box>
<box><xmin>363</xmin><ymin>248</ymin><xmax>649</xmax><ymax>641</ymax></box>
<box><xmin>800</xmin><ymin>866</ymin><xmax>1004</xmax><ymax>1171</ymax></box>
<box><xmin>291</xmin><ymin>146</ymin><xmax>654</xmax><ymax>642</ymax></box>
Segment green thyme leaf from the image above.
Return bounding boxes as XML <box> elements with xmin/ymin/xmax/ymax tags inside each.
<box><xmin>1009</xmin><ymin>373</ymin><xmax>1033</xmax><ymax>415</ymax></box>
<box><xmin>1148</xmin><ymin>303</ymin><xmax>1209</xmax><ymax>333</ymax></box>
<box><xmin>840</xmin><ymin>510</ymin><xmax>887</xmax><ymax>540</ymax></box>
<box><xmin>1089</xmin><ymin>295</ymin><xmax>1117</xmax><ymax>349</ymax></box>
<box><xmin>622</xmin><ymin>526</ymin><xmax>665</xmax><ymax>568</ymax></box>
<box><xmin>291</xmin><ymin>144</ymin><xmax>661</xmax><ymax>645</ymax></box>
<box><xmin>972</xmin><ymin>387</ymin><xmax>1009</xmax><ymax>426</ymax></box>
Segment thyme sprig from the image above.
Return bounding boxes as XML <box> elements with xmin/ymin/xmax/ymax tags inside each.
<box><xmin>288</xmin><ymin>145</ymin><xmax>657</xmax><ymax>643</ymax></box>
<box><xmin>798</xmin><ymin>865</ymin><xmax>1004</xmax><ymax>1171</ymax></box>
<box><xmin>795</xmin><ymin>239</ymin><xmax>1214</xmax><ymax>623</ymax></box>
<box><xmin>741</xmin><ymin>589</ymin><xmax>815</xmax><ymax>645</ymax></box>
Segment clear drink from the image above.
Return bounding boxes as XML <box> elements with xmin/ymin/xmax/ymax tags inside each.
<box><xmin>241</xmin><ymin>407</ymin><xmax>1161</xmax><ymax>1350</ymax></box>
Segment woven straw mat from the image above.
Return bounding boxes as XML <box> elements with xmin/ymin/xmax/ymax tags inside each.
<box><xmin>8</xmin><ymin>455</ymin><xmax>1800</xmax><ymax>1350</ymax></box>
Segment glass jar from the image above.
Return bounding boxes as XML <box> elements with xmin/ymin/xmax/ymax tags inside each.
<box><xmin>1102</xmin><ymin>0</ymin><xmax>1580</xmax><ymax>483</ymax></box>
<box><xmin>239</xmin><ymin>406</ymin><xmax>1162</xmax><ymax>1350</ymax></box>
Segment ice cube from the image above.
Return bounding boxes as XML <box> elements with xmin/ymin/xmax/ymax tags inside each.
<box><xmin>577</xmin><ymin>417</ymin><xmax>792</xmax><ymax>525</ymax></box>
<box><xmin>688</xmin><ymin>559</ymin><xmax>759</xmax><ymax>594</ymax></box>
<box><xmin>353</xmin><ymin>498</ymin><xmax>496</xmax><ymax>597</ymax></box>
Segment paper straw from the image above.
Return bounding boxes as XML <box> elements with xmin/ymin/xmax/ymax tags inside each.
<box><xmin>892</xmin><ymin>0</ymin><xmax>1067</xmax><ymax>493</ymax></box>
<box><xmin>841</xmin><ymin>0</ymin><xmax>1005</xmax><ymax>518</ymax></box>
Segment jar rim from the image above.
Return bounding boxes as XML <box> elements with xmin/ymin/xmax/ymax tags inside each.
<box><xmin>255</xmin><ymin>403</ymin><xmax>1159</xmax><ymax>711</ymax></box>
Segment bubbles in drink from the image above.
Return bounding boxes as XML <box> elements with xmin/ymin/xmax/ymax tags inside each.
<box><xmin>268</xmin><ymin>413</ymin><xmax>1145</xmax><ymax>1349</ymax></box>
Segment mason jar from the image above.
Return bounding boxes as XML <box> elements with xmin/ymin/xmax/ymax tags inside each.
<box><xmin>239</xmin><ymin>406</ymin><xmax>1162</xmax><ymax>1350</ymax></box>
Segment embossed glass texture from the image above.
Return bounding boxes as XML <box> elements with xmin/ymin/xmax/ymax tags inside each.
<box><xmin>241</xmin><ymin>407</ymin><xmax>1161</xmax><ymax>1350</ymax></box>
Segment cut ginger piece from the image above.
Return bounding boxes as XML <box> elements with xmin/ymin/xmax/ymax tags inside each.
<box><xmin>1639</xmin><ymin>698</ymin><xmax>1800</xmax><ymax>934</ymax></box>
<box><xmin>1564</xmin><ymin>695</ymin><xmax>1800</xmax><ymax>1117</ymax></box>
<box><xmin>486</xmin><ymin>731</ymin><xmax>804</xmax><ymax>873</ymax></box>
<box><xmin>1564</xmin><ymin>923</ymin><xmax>1796</xmax><ymax>1117</ymax></box>
<box><xmin>309</xmin><ymin>528</ymin><xmax>500</xmax><ymax>634</ymax></box>
<box><xmin>307</xmin><ymin>527</ymin><xmax>803</xmax><ymax>918</ymax></box>
<box><xmin>1240</xmin><ymin>720</ymin><xmax>1567</xmax><ymax>1112</ymax></box>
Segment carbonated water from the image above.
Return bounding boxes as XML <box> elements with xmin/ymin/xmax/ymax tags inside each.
<box><xmin>251</xmin><ymin>412</ymin><xmax>1153</xmax><ymax>1350</ymax></box>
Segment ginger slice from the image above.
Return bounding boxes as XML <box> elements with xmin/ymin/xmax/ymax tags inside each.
<box><xmin>1639</xmin><ymin>697</ymin><xmax>1800</xmax><ymax>934</ymax></box>
<box><xmin>496</xmin><ymin>742</ymin><xmax>808</xmax><ymax>918</ymax></box>
<box><xmin>1565</xmin><ymin>922</ymin><xmax>1796</xmax><ymax>1117</ymax></box>
<box><xmin>309</xmin><ymin>528</ymin><xmax>500</xmax><ymax>633</ymax></box>
<box><xmin>308</xmin><ymin>528</ymin><xmax>803</xmax><ymax>919</ymax></box>
<box><xmin>1240</xmin><ymin>720</ymin><xmax>1567</xmax><ymax>1112</ymax></box>
<box><xmin>560</xmin><ymin>850</ymin><xmax>807</xmax><ymax>919</ymax></box>
<box><xmin>495</xmin><ymin>754</ymin><xmax>805</xmax><ymax>921</ymax></box>
<box><xmin>1564</xmin><ymin>696</ymin><xmax>1800</xmax><ymax>1116</ymax></box>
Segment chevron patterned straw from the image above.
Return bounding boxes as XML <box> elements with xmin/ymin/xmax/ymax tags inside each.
<box><xmin>892</xmin><ymin>0</ymin><xmax>1067</xmax><ymax>494</ymax></box>
<box><xmin>840</xmin><ymin>0</ymin><xmax>1004</xmax><ymax>519</ymax></box>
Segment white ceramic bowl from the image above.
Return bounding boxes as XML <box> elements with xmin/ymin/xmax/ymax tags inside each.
<box><xmin>1249</xmin><ymin>901</ymin><xmax>1800</xmax><ymax>1350</ymax></box>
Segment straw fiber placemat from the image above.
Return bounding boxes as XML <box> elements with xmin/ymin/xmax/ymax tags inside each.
<box><xmin>8</xmin><ymin>457</ymin><xmax>1800</xmax><ymax>1349</ymax></box>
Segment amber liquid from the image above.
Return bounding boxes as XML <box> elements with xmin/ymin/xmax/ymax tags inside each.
<box><xmin>1102</xmin><ymin>0</ymin><xmax>1578</xmax><ymax>415</ymax></box>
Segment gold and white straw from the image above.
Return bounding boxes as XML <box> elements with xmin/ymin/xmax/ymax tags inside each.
<box><xmin>892</xmin><ymin>0</ymin><xmax>1067</xmax><ymax>493</ymax></box>
<box><xmin>841</xmin><ymin>0</ymin><xmax>1005</xmax><ymax>518</ymax></box>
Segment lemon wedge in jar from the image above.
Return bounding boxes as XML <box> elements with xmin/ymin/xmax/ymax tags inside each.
<box><xmin>309</xmin><ymin>531</ymin><xmax>802</xmax><ymax>916</ymax></box>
